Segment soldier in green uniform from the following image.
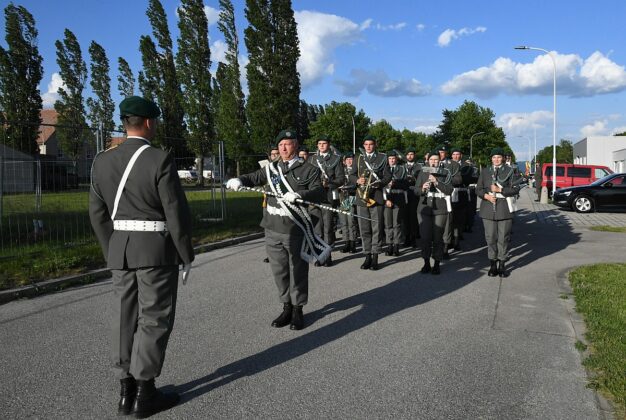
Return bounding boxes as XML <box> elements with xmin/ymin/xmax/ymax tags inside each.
<box><xmin>476</xmin><ymin>148</ymin><xmax>522</xmax><ymax>277</ymax></box>
<box><xmin>89</xmin><ymin>96</ymin><xmax>194</xmax><ymax>417</ymax></box>
<box><xmin>309</xmin><ymin>135</ymin><xmax>345</xmax><ymax>266</ymax></box>
<box><xmin>349</xmin><ymin>135</ymin><xmax>392</xmax><ymax>270</ymax></box>
<box><xmin>384</xmin><ymin>150</ymin><xmax>409</xmax><ymax>256</ymax></box>
<box><xmin>298</xmin><ymin>147</ymin><xmax>309</xmax><ymax>161</ymax></box>
<box><xmin>464</xmin><ymin>158</ymin><xmax>480</xmax><ymax>233</ymax></box>
<box><xmin>450</xmin><ymin>148</ymin><xmax>470</xmax><ymax>250</ymax></box>
<box><xmin>414</xmin><ymin>150</ymin><xmax>454</xmax><ymax>275</ymax></box>
<box><xmin>339</xmin><ymin>152</ymin><xmax>358</xmax><ymax>254</ymax></box>
<box><xmin>403</xmin><ymin>147</ymin><xmax>422</xmax><ymax>248</ymax></box>
<box><xmin>226</xmin><ymin>130</ymin><xmax>326</xmax><ymax>330</ymax></box>
<box><xmin>437</xmin><ymin>145</ymin><xmax>462</xmax><ymax>258</ymax></box>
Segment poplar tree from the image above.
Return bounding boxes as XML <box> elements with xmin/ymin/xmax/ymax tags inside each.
<box><xmin>244</xmin><ymin>0</ymin><xmax>300</xmax><ymax>153</ymax></box>
<box><xmin>141</xmin><ymin>0</ymin><xmax>187</xmax><ymax>158</ymax></box>
<box><xmin>0</xmin><ymin>3</ymin><xmax>43</xmax><ymax>155</ymax></box>
<box><xmin>217</xmin><ymin>0</ymin><xmax>249</xmax><ymax>176</ymax></box>
<box><xmin>54</xmin><ymin>28</ymin><xmax>87</xmax><ymax>161</ymax></box>
<box><xmin>176</xmin><ymin>0</ymin><xmax>213</xmax><ymax>185</ymax></box>
<box><xmin>86</xmin><ymin>41</ymin><xmax>115</xmax><ymax>148</ymax></box>
<box><xmin>117</xmin><ymin>57</ymin><xmax>134</xmax><ymax>97</ymax></box>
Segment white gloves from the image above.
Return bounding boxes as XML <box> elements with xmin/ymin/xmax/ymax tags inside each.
<box><xmin>282</xmin><ymin>192</ymin><xmax>301</xmax><ymax>203</ymax></box>
<box><xmin>226</xmin><ymin>178</ymin><xmax>242</xmax><ymax>191</ymax></box>
<box><xmin>181</xmin><ymin>264</ymin><xmax>192</xmax><ymax>285</ymax></box>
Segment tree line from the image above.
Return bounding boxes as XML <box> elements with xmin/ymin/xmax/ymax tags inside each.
<box><xmin>2</xmin><ymin>0</ymin><xmax>527</xmax><ymax>179</ymax></box>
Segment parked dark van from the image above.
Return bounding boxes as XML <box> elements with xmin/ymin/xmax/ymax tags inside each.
<box><xmin>539</xmin><ymin>163</ymin><xmax>612</xmax><ymax>192</ymax></box>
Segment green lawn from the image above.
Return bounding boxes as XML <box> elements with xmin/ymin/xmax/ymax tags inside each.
<box><xmin>0</xmin><ymin>190</ymin><xmax>263</xmax><ymax>290</ymax></box>
<box><xmin>589</xmin><ymin>225</ymin><xmax>626</xmax><ymax>233</ymax></box>
<box><xmin>569</xmin><ymin>263</ymin><xmax>626</xmax><ymax>416</ymax></box>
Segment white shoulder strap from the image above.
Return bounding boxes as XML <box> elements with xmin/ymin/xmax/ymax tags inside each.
<box><xmin>111</xmin><ymin>145</ymin><xmax>150</xmax><ymax>220</ymax></box>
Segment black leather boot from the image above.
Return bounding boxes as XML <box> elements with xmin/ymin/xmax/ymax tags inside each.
<box><xmin>360</xmin><ymin>254</ymin><xmax>372</xmax><ymax>270</ymax></box>
<box><xmin>271</xmin><ymin>302</ymin><xmax>293</xmax><ymax>328</ymax></box>
<box><xmin>323</xmin><ymin>254</ymin><xmax>333</xmax><ymax>267</ymax></box>
<box><xmin>341</xmin><ymin>240</ymin><xmax>351</xmax><ymax>253</ymax></box>
<box><xmin>420</xmin><ymin>258</ymin><xmax>431</xmax><ymax>273</ymax></box>
<box><xmin>118</xmin><ymin>377</ymin><xmax>136</xmax><ymax>416</ymax></box>
<box><xmin>393</xmin><ymin>244</ymin><xmax>400</xmax><ymax>256</ymax></box>
<box><xmin>369</xmin><ymin>253</ymin><xmax>379</xmax><ymax>270</ymax></box>
<box><xmin>290</xmin><ymin>305</ymin><xmax>304</xmax><ymax>330</ymax></box>
<box><xmin>385</xmin><ymin>245</ymin><xmax>393</xmax><ymax>256</ymax></box>
<box><xmin>431</xmin><ymin>260</ymin><xmax>441</xmax><ymax>275</ymax></box>
<box><xmin>498</xmin><ymin>260</ymin><xmax>509</xmax><ymax>278</ymax></box>
<box><xmin>442</xmin><ymin>245</ymin><xmax>450</xmax><ymax>259</ymax></box>
<box><xmin>350</xmin><ymin>241</ymin><xmax>358</xmax><ymax>253</ymax></box>
<box><xmin>131</xmin><ymin>379</ymin><xmax>180</xmax><ymax>419</ymax></box>
<box><xmin>488</xmin><ymin>260</ymin><xmax>498</xmax><ymax>277</ymax></box>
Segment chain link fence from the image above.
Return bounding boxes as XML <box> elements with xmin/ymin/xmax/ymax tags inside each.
<box><xmin>0</xmin><ymin>119</ymin><xmax>227</xmax><ymax>260</ymax></box>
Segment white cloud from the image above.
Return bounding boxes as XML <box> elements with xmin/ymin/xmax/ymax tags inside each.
<box><xmin>413</xmin><ymin>125</ymin><xmax>438</xmax><ymax>134</ymax></box>
<box><xmin>611</xmin><ymin>125</ymin><xmax>626</xmax><ymax>135</ymax></box>
<box><xmin>295</xmin><ymin>10</ymin><xmax>364</xmax><ymax>87</ymax></box>
<box><xmin>581</xmin><ymin>119</ymin><xmax>610</xmax><ymax>137</ymax></box>
<box><xmin>336</xmin><ymin>69</ymin><xmax>431</xmax><ymax>97</ymax></box>
<box><xmin>41</xmin><ymin>73</ymin><xmax>65</xmax><ymax>108</ymax></box>
<box><xmin>203</xmin><ymin>5</ymin><xmax>220</xmax><ymax>26</ymax></box>
<box><xmin>359</xmin><ymin>18</ymin><xmax>373</xmax><ymax>30</ymax></box>
<box><xmin>499</xmin><ymin>111</ymin><xmax>552</xmax><ymax>132</ymax></box>
<box><xmin>437</xmin><ymin>26</ymin><xmax>486</xmax><ymax>47</ymax></box>
<box><xmin>416</xmin><ymin>23</ymin><xmax>426</xmax><ymax>31</ymax></box>
<box><xmin>211</xmin><ymin>39</ymin><xmax>227</xmax><ymax>64</ymax></box>
<box><xmin>375</xmin><ymin>22</ymin><xmax>407</xmax><ymax>31</ymax></box>
<box><xmin>442</xmin><ymin>51</ymin><xmax>626</xmax><ymax>98</ymax></box>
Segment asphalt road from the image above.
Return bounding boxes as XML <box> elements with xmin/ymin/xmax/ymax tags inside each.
<box><xmin>1</xmin><ymin>189</ymin><xmax>622</xmax><ymax>419</ymax></box>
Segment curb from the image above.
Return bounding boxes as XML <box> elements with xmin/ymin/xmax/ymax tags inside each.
<box><xmin>0</xmin><ymin>231</ymin><xmax>264</xmax><ymax>306</ymax></box>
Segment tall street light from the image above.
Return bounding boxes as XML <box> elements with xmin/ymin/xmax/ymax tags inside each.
<box><xmin>469</xmin><ymin>131</ymin><xmax>484</xmax><ymax>160</ymax></box>
<box><xmin>515</xmin><ymin>45</ymin><xmax>557</xmax><ymax>196</ymax></box>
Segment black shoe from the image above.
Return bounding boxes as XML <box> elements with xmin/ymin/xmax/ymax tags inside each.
<box><xmin>340</xmin><ymin>241</ymin><xmax>351</xmax><ymax>253</ymax></box>
<box><xmin>314</xmin><ymin>260</ymin><xmax>321</xmax><ymax>267</ymax></box>
<box><xmin>385</xmin><ymin>245</ymin><xmax>393</xmax><ymax>256</ymax></box>
<box><xmin>420</xmin><ymin>259</ymin><xmax>431</xmax><ymax>273</ymax></box>
<box><xmin>412</xmin><ymin>239</ymin><xmax>419</xmax><ymax>249</ymax></box>
<box><xmin>393</xmin><ymin>244</ymin><xmax>400</xmax><ymax>257</ymax></box>
<box><xmin>360</xmin><ymin>254</ymin><xmax>372</xmax><ymax>270</ymax></box>
<box><xmin>131</xmin><ymin>379</ymin><xmax>180</xmax><ymax>419</ymax></box>
<box><xmin>403</xmin><ymin>237</ymin><xmax>411</xmax><ymax>247</ymax></box>
<box><xmin>118</xmin><ymin>377</ymin><xmax>136</xmax><ymax>416</ymax></box>
<box><xmin>369</xmin><ymin>253</ymin><xmax>379</xmax><ymax>270</ymax></box>
<box><xmin>350</xmin><ymin>241</ymin><xmax>358</xmax><ymax>253</ymax></box>
<box><xmin>290</xmin><ymin>305</ymin><xmax>304</xmax><ymax>330</ymax></box>
<box><xmin>498</xmin><ymin>260</ymin><xmax>509</xmax><ymax>278</ymax></box>
<box><xmin>431</xmin><ymin>260</ymin><xmax>441</xmax><ymax>275</ymax></box>
<box><xmin>271</xmin><ymin>303</ymin><xmax>293</xmax><ymax>328</ymax></box>
<box><xmin>263</xmin><ymin>257</ymin><xmax>269</xmax><ymax>263</ymax></box>
<box><xmin>442</xmin><ymin>251</ymin><xmax>450</xmax><ymax>260</ymax></box>
<box><xmin>323</xmin><ymin>255</ymin><xmax>333</xmax><ymax>267</ymax></box>
<box><xmin>488</xmin><ymin>260</ymin><xmax>498</xmax><ymax>277</ymax></box>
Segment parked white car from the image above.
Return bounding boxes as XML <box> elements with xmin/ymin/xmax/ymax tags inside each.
<box><xmin>177</xmin><ymin>170</ymin><xmax>198</xmax><ymax>182</ymax></box>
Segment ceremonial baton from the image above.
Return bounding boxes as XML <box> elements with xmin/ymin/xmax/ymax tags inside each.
<box><xmin>237</xmin><ymin>186</ymin><xmax>374</xmax><ymax>221</ymax></box>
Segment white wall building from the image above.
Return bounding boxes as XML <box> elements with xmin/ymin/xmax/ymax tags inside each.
<box><xmin>573</xmin><ymin>136</ymin><xmax>626</xmax><ymax>172</ymax></box>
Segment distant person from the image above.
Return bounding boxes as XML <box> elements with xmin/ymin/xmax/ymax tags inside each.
<box><xmin>89</xmin><ymin>96</ymin><xmax>194</xmax><ymax>417</ymax></box>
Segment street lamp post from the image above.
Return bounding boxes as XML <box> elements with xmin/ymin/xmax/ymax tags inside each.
<box><xmin>351</xmin><ymin>116</ymin><xmax>356</xmax><ymax>154</ymax></box>
<box><xmin>469</xmin><ymin>131</ymin><xmax>484</xmax><ymax>160</ymax></box>
<box><xmin>515</xmin><ymin>45</ymin><xmax>557</xmax><ymax>196</ymax></box>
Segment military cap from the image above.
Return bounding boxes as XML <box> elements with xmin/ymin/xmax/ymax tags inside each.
<box><xmin>343</xmin><ymin>151</ymin><xmax>355</xmax><ymax>158</ymax></box>
<box><xmin>490</xmin><ymin>147</ymin><xmax>505</xmax><ymax>157</ymax></box>
<box><xmin>363</xmin><ymin>134</ymin><xmax>377</xmax><ymax>142</ymax></box>
<box><xmin>298</xmin><ymin>146</ymin><xmax>309</xmax><ymax>153</ymax></box>
<box><xmin>429</xmin><ymin>149</ymin><xmax>440</xmax><ymax>157</ymax></box>
<box><xmin>437</xmin><ymin>144</ymin><xmax>447</xmax><ymax>151</ymax></box>
<box><xmin>316</xmin><ymin>135</ymin><xmax>331</xmax><ymax>143</ymax></box>
<box><xmin>275</xmin><ymin>129</ymin><xmax>297</xmax><ymax>143</ymax></box>
<box><xmin>405</xmin><ymin>146</ymin><xmax>416</xmax><ymax>153</ymax></box>
<box><xmin>387</xmin><ymin>150</ymin><xmax>398</xmax><ymax>157</ymax></box>
<box><xmin>451</xmin><ymin>148</ymin><xmax>462</xmax><ymax>154</ymax></box>
<box><xmin>119</xmin><ymin>96</ymin><xmax>160</xmax><ymax>119</ymax></box>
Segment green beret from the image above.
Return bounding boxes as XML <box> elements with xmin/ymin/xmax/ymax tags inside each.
<box><xmin>451</xmin><ymin>148</ymin><xmax>462</xmax><ymax>154</ymax></box>
<box><xmin>429</xmin><ymin>149</ymin><xmax>440</xmax><ymax>157</ymax></box>
<box><xmin>119</xmin><ymin>96</ymin><xmax>160</xmax><ymax>119</ymax></box>
<box><xmin>387</xmin><ymin>150</ymin><xmax>398</xmax><ymax>157</ymax></box>
<box><xmin>405</xmin><ymin>147</ymin><xmax>416</xmax><ymax>153</ymax></box>
<box><xmin>275</xmin><ymin>129</ymin><xmax>297</xmax><ymax>143</ymax></box>
<box><xmin>343</xmin><ymin>152</ymin><xmax>355</xmax><ymax>158</ymax></box>
<box><xmin>437</xmin><ymin>144</ymin><xmax>447</xmax><ymax>152</ymax></box>
<box><xmin>316</xmin><ymin>135</ymin><xmax>331</xmax><ymax>143</ymax></box>
<box><xmin>491</xmin><ymin>147</ymin><xmax>505</xmax><ymax>157</ymax></box>
<box><xmin>363</xmin><ymin>134</ymin><xmax>377</xmax><ymax>142</ymax></box>
<box><xmin>298</xmin><ymin>147</ymin><xmax>309</xmax><ymax>153</ymax></box>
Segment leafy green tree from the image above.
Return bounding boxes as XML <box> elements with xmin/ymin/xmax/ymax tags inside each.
<box><xmin>86</xmin><ymin>41</ymin><xmax>115</xmax><ymax>148</ymax></box>
<box><xmin>117</xmin><ymin>57</ymin><xmax>134</xmax><ymax>97</ymax></box>
<box><xmin>401</xmin><ymin>129</ymin><xmax>435</xmax><ymax>160</ymax></box>
<box><xmin>142</xmin><ymin>0</ymin><xmax>187</xmax><ymax>159</ymax></box>
<box><xmin>434</xmin><ymin>100</ymin><xmax>510</xmax><ymax>167</ymax></box>
<box><xmin>370</xmin><ymin>119</ymin><xmax>402</xmax><ymax>153</ymax></box>
<box><xmin>176</xmin><ymin>0</ymin><xmax>214</xmax><ymax>185</ymax></box>
<box><xmin>54</xmin><ymin>28</ymin><xmax>88</xmax><ymax>161</ymax></box>
<box><xmin>0</xmin><ymin>3</ymin><xmax>43</xmax><ymax>155</ymax></box>
<box><xmin>307</xmin><ymin>101</ymin><xmax>370</xmax><ymax>154</ymax></box>
<box><xmin>245</xmin><ymin>0</ymin><xmax>300</xmax><ymax>153</ymax></box>
<box><xmin>536</xmin><ymin>139</ymin><xmax>573</xmax><ymax>164</ymax></box>
<box><xmin>216</xmin><ymin>0</ymin><xmax>249</xmax><ymax>177</ymax></box>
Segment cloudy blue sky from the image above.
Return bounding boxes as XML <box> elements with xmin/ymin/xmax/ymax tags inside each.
<box><xmin>6</xmin><ymin>0</ymin><xmax>626</xmax><ymax>160</ymax></box>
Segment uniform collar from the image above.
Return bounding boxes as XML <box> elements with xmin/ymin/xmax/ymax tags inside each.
<box><xmin>126</xmin><ymin>136</ymin><xmax>151</xmax><ymax>145</ymax></box>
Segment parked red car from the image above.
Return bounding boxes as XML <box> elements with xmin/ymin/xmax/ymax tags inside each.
<box><xmin>539</xmin><ymin>163</ymin><xmax>613</xmax><ymax>193</ymax></box>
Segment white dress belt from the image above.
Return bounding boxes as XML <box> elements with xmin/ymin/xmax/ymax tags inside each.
<box><xmin>113</xmin><ymin>220</ymin><xmax>168</xmax><ymax>232</ymax></box>
<box><xmin>426</xmin><ymin>192</ymin><xmax>447</xmax><ymax>198</ymax></box>
<box><xmin>266</xmin><ymin>205</ymin><xmax>289</xmax><ymax>217</ymax></box>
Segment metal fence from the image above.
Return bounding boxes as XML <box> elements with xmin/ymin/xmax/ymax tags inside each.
<box><xmin>0</xmin><ymin>120</ymin><xmax>227</xmax><ymax>258</ymax></box>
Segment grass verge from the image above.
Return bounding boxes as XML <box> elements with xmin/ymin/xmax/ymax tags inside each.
<box><xmin>589</xmin><ymin>225</ymin><xmax>626</xmax><ymax>233</ymax></box>
<box><xmin>0</xmin><ymin>191</ymin><xmax>263</xmax><ymax>290</ymax></box>
<box><xmin>569</xmin><ymin>263</ymin><xmax>626</xmax><ymax>416</ymax></box>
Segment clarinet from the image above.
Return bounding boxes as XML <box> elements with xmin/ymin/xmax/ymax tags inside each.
<box><xmin>491</xmin><ymin>166</ymin><xmax>499</xmax><ymax>213</ymax></box>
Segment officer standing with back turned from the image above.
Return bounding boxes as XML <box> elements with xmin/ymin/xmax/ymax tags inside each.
<box><xmin>89</xmin><ymin>96</ymin><xmax>194</xmax><ymax>418</ymax></box>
